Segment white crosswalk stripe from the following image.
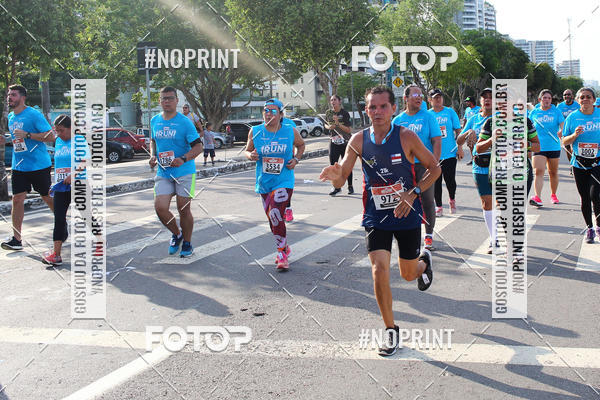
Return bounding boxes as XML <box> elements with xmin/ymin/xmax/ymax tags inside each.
<box><xmin>575</xmin><ymin>237</ymin><xmax>600</xmax><ymax>271</ymax></box>
<box><xmin>155</xmin><ymin>214</ymin><xmax>311</xmax><ymax>265</ymax></box>
<box><xmin>459</xmin><ymin>214</ymin><xmax>539</xmax><ymax>270</ymax></box>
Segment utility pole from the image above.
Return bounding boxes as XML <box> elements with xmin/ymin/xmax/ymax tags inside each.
<box><xmin>568</xmin><ymin>18</ymin><xmax>573</xmax><ymax>76</ymax></box>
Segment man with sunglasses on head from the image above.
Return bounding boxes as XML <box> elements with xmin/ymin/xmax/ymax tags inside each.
<box><xmin>392</xmin><ymin>85</ymin><xmax>442</xmax><ymax>251</ymax></box>
<box><xmin>245</xmin><ymin>98</ymin><xmax>305</xmax><ymax>270</ymax></box>
<box><xmin>149</xmin><ymin>87</ymin><xmax>203</xmax><ymax>258</ymax></box>
<box><xmin>557</xmin><ymin>89</ymin><xmax>580</xmax><ymax>161</ymax></box>
<box><xmin>182</xmin><ymin>103</ymin><xmax>203</xmax><ymax>133</ymax></box>
<box><xmin>325</xmin><ymin>94</ymin><xmax>354</xmax><ymax>195</ymax></box>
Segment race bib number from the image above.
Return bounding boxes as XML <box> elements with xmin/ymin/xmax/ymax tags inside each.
<box><xmin>370</xmin><ymin>182</ymin><xmax>405</xmax><ymax>210</ymax></box>
<box><xmin>263</xmin><ymin>157</ymin><xmax>284</xmax><ymax>174</ymax></box>
<box><xmin>440</xmin><ymin>125</ymin><xmax>447</xmax><ymax>139</ymax></box>
<box><xmin>55</xmin><ymin>167</ymin><xmax>70</xmax><ymax>182</ymax></box>
<box><xmin>12</xmin><ymin>138</ymin><xmax>27</xmax><ymax>152</ymax></box>
<box><xmin>332</xmin><ymin>135</ymin><xmax>345</xmax><ymax>145</ymax></box>
<box><xmin>158</xmin><ymin>150</ymin><xmax>175</xmax><ymax>167</ymax></box>
<box><xmin>578</xmin><ymin>143</ymin><xmax>598</xmax><ymax>158</ymax></box>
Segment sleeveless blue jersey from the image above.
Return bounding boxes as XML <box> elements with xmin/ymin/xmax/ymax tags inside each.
<box><xmin>253</xmin><ymin>123</ymin><xmax>295</xmax><ymax>193</ymax></box>
<box><xmin>361</xmin><ymin>125</ymin><xmax>423</xmax><ymax>230</ymax></box>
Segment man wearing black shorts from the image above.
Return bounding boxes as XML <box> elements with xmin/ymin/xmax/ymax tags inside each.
<box><xmin>325</xmin><ymin>95</ymin><xmax>353</xmax><ymax>195</ymax></box>
<box><xmin>1</xmin><ymin>85</ymin><xmax>55</xmax><ymax>251</ymax></box>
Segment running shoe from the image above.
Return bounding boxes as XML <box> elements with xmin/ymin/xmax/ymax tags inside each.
<box><xmin>168</xmin><ymin>233</ymin><xmax>183</xmax><ymax>255</ymax></box>
<box><xmin>274</xmin><ymin>246</ymin><xmax>291</xmax><ymax>264</ymax></box>
<box><xmin>42</xmin><ymin>250</ymin><xmax>62</xmax><ymax>266</ymax></box>
<box><xmin>585</xmin><ymin>228</ymin><xmax>595</xmax><ymax>244</ymax></box>
<box><xmin>424</xmin><ymin>235</ymin><xmax>434</xmax><ymax>251</ymax></box>
<box><xmin>180</xmin><ymin>241</ymin><xmax>194</xmax><ymax>258</ymax></box>
<box><xmin>1</xmin><ymin>236</ymin><xmax>23</xmax><ymax>251</ymax></box>
<box><xmin>417</xmin><ymin>249</ymin><xmax>433</xmax><ymax>291</ymax></box>
<box><xmin>348</xmin><ymin>185</ymin><xmax>354</xmax><ymax>195</ymax></box>
<box><xmin>378</xmin><ymin>325</ymin><xmax>400</xmax><ymax>357</ymax></box>
<box><xmin>435</xmin><ymin>206</ymin><xmax>443</xmax><ymax>217</ymax></box>
<box><xmin>449</xmin><ymin>199</ymin><xmax>457</xmax><ymax>214</ymax></box>
<box><xmin>329</xmin><ymin>188</ymin><xmax>341</xmax><ymax>196</ymax></box>
<box><xmin>276</xmin><ymin>250</ymin><xmax>289</xmax><ymax>271</ymax></box>
<box><xmin>529</xmin><ymin>195</ymin><xmax>542</xmax><ymax>207</ymax></box>
<box><xmin>550</xmin><ymin>194</ymin><xmax>559</xmax><ymax>204</ymax></box>
<box><xmin>284</xmin><ymin>207</ymin><xmax>294</xmax><ymax>222</ymax></box>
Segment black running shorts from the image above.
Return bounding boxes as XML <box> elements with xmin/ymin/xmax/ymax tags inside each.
<box><xmin>365</xmin><ymin>226</ymin><xmax>421</xmax><ymax>260</ymax></box>
<box><xmin>11</xmin><ymin>166</ymin><xmax>52</xmax><ymax>196</ymax></box>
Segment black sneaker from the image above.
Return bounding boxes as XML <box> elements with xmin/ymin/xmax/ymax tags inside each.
<box><xmin>329</xmin><ymin>188</ymin><xmax>341</xmax><ymax>196</ymax></box>
<box><xmin>378</xmin><ymin>325</ymin><xmax>400</xmax><ymax>357</ymax></box>
<box><xmin>1</xmin><ymin>236</ymin><xmax>23</xmax><ymax>251</ymax></box>
<box><xmin>348</xmin><ymin>186</ymin><xmax>354</xmax><ymax>195</ymax></box>
<box><xmin>417</xmin><ymin>249</ymin><xmax>433</xmax><ymax>291</ymax></box>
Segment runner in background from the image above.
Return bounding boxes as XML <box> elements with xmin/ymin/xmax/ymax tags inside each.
<box><xmin>463</xmin><ymin>95</ymin><xmax>480</xmax><ymax>166</ymax></box>
<box><xmin>557</xmin><ymin>89</ymin><xmax>580</xmax><ymax>163</ymax></box>
<box><xmin>320</xmin><ymin>86</ymin><xmax>439</xmax><ymax>356</ymax></box>
<box><xmin>561</xmin><ymin>87</ymin><xmax>600</xmax><ymax>243</ymax></box>
<box><xmin>149</xmin><ymin>87</ymin><xmax>203</xmax><ymax>258</ymax></box>
<box><xmin>325</xmin><ymin>95</ymin><xmax>353</xmax><ymax>195</ymax></box>
<box><xmin>427</xmin><ymin>88</ymin><xmax>463</xmax><ymax>216</ymax></box>
<box><xmin>530</xmin><ymin>89</ymin><xmax>564</xmax><ymax>206</ymax></box>
<box><xmin>245</xmin><ymin>98</ymin><xmax>305</xmax><ymax>270</ymax></box>
<box><xmin>202</xmin><ymin>122</ymin><xmax>216</xmax><ymax>166</ymax></box>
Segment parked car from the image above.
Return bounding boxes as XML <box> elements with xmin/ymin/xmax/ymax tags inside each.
<box><xmin>300</xmin><ymin>117</ymin><xmax>324</xmax><ymax>136</ymax></box>
<box><xmin>292</xmin><ymin>119</ymin><xmax>310</xmax><ymax>138</ymax></box>
<box><xmin>206</xmin><ymin>131</ymin><xmax>233</xmax><ymax>149</ymax></box>
<box><xmin>107</xmin><ymin>141</ymin><xmax>134</xmax><ymax>163</ymax></box>
<box><xmin>221</xmin><ymin>121</ymin><xmax>262</xmax><ymax>143</ymax></box>
<box><xmin>102</xmin><ymin>128</ymin><xmax>148</xmax><ymax>153</ymax></box>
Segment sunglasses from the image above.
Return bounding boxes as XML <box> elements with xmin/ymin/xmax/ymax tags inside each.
<box><xmin>409</xmin><ymin>93</ymin><xmax>423</xmax><ymax>98</ymax></box>
<box><xmin>263</xmin><ymin>108</ymin><xmax>279</xmax><ymax>114</ymax></box>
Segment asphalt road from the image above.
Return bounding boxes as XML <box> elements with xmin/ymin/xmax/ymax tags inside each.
<box><xmin>0</xmin><ymin>153</ymin><xmax>599</xmax><ymax>400</ymax></box>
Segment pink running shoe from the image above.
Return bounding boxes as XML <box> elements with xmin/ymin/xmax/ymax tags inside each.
<box><xmin>529</xmin><ymin>195</ymin><xmax>542</xmax><ymax>207</ymax></box>
<box><xmin>550</xmin><ymin>194</ymin><xmax>559</xmax><ymax>204</ymax></box>
<box><xmin>284</xmin><ymin>207</ymin><xmax>294</xmax><ymax>222</ymax></box>
<box><xmin>276</xmin><ymin>249</ymin><xmax>289</xmax><ymax>271</ymax></box>
<box><xmin>42</xmin><ymin>251</ymin><xmax>62</xmax><ymax>266</ymax></box>
<box><xmin>435</xmin><ymin>206</ymin><xmax>443</xmax><ymax>217</ymax></box>
<box><xmin>275</xmin><ymin>246</ymin><xmax>291</xmax><ymax>265</ymax></box>
<box><xmin>449</xmin><ymin>199</ymin><xmax>457</xmax><ymax>214</ymax></box>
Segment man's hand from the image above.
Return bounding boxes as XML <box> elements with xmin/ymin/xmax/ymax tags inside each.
<box><xmin>149</xmin><ymin>156</ymin><xmax>157</xmax><ymax>168</ymax></box>
<box><xmin>466</xmin><ymin>129</ymin><xmax>477</xmax><ymax>147</ymax></box>
<box><xmin>170</xmin><ymin>157</ymin><xmax>184</xmax><ymax>167</ymax></box>
<box><xmin>286</xmin><ymin>158</ymin><xmax>298</xmax><ymax>170</ymax></box>
<box><xmin>319</xmin><ymin>163</ymin><xmax>342</xmax><ymax>182</ymax></box>
<box><xmin>393</xmin><ymin>191</ymin><xmax>418</xmax><ymax>219</ymax></box>
<box><xmin>248</xmin><ymin>149</ymin><xmax>259</xmax><ymax>161</ymax></box>
<box><xmin>64</xmin><ymin>175</ymin><xmax>72</xmax><ymax>185</ymax></box>
<box><xmin>575</xmin><ymin>126</ymin><xmax>584</xmax><ymax>137</ymax></box>
<box><xmin>13</xmin><ymin>128</ymin><xmax>27</xmax><ymax>140</ymax></box>
<box><xmin>457</xmin><ymin>145</ymin><xmax>464</xmax><ymax>160</ymax></box>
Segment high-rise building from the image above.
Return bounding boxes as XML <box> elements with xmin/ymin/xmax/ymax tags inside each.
<box><xmin>556</xmin><ymin>60</ymin><xmax>581</xmax><ymax>78</ymax></box>
<box><xmin>454</xmin><ymin>0</ymin><xmax>496</xmax><ymax>31</ymax></box>
<box><xmin>510</xmin><ymin>39</ymin><xmax>555</xmax><ymax>69</ymax></box>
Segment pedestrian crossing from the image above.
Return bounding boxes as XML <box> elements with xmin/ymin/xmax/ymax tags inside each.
<box><xmin>0</xmin><ymin>206</ymin><xmax>597</xmax><ymax>276</ymax></box>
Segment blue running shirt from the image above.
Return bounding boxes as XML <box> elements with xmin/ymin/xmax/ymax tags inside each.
<box><xmin>253</xmin><ymin>123</ymin><xmax>295</xmax><ymax>194</ymax></box>
<box><xmin>8</xmin><ymin>107</ymin><xmax>52</xmax><ymax>171</ymax></box>
<box><xmin>151</xmin><ymin>112</ymin><xmax>200</xmax><ymax>178</ymax></box>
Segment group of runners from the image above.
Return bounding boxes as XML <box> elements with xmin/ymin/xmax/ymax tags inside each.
<box><xmin>2</xmin><ymin>81</ymin><xmax>599</xmax><ymax>356</ymax></box>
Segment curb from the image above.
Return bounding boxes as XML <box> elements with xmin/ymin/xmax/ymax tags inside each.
<box><xmin>0</xmin><ymin>148</ymin><xmax>330</xmax><ymax>216</ymax></box>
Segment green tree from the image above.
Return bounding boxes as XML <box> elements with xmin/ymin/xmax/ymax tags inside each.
<box><xmin>338</xmin><ymin>72</ymin><xmax>379</xmax><ymax>125</ymax></box>
<box><xmin>527</xmin><ymin>62</ymin><xmax>554</xmax><ymax>100</ymax></box>
<box><xmin>436</xmin><ymin>45</ymin><xmax>483</xmax><ymax>112</ymax></box>
<box><xmin>226</xmin><ymin>0</ymin><xmax>378</xmax><ymax>102</ymax></box>
<box><xmin>552</xmin><ymin>76</ymin><xmax>584</xmax><ymax>100</ymax></box>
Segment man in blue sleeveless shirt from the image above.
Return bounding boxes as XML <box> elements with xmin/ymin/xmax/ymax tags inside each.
<box><xmin>320</xmin><ymin>86</ymin><xmax>441</xmax><ymax>356</ymax></box>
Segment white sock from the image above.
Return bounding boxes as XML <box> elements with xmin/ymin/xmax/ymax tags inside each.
<box><xmin>483</xmin><ymin>210</ymin><xmax>495</xmax><ymax>244</ymax></box>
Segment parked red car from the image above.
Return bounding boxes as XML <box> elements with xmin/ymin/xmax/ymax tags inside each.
<box><xmin>101</xmin><ymin>128</ymin><xmax>148</xmax><ymax>153</ymax></box>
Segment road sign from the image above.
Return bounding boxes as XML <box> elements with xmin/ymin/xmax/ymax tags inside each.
<box><xmin>392</xmin><ymin>76</ymin><xmax>404</xmax><ymax>88</ymax></box>
<box><xmin>136</xmin><ymin>41</ymin><xmax>158</xmax><ymax>76</ymax></box>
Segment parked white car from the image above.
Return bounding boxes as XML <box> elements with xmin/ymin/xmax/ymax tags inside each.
<box><xmin>292</xmin><ymin>119</ymin><xmax>310</xmax><ymax>138</ymax></box>
<box><xmin>300</xmin><ymin>117</ymin><xmax>324</xmax><ymax>137</ymax></box>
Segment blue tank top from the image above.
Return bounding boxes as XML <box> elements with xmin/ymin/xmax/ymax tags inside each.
<box><xmin>253</xmin><ymin>123</ymin><xmax>295</xmax><ymax>194</ymax></box>
<box><xmin>361</xmin><ymin>125</ymin><xmax>423</xmax><ymax>230</ymax></box>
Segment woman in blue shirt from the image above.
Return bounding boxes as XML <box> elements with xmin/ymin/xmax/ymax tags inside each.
<box><xmin>562</xmin><ymin>87</ymin><xmax>600</xmax><ymax>243</ymax></box>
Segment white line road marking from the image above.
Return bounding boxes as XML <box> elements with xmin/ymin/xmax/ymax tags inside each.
<box><xmin>255</xmin><ymin>213</ymin><xmax>364</xmax><ymax>266</ymax></box>
<box><xmin>1</xmin><ymin>327</ymin><xmax>599</xmax><ymax>370</ymax></box>
<box><xmin>575</xmin><ymin>238</ymin><xmax>600</xmax><ymax>271</ymax></box>
<box><xmin>108</xmin><ymin>215</ymin><xmax>237</xmax><ymax>257</ymax></box>
<box><xmin>459</xmin><ymin>214</ymin><xmax>539</xmax><ymax>270</ymax></box>
<box><xmin>156</xmin><ymin>214</ymin><xmax>311</xmax><ymax>265</ymax></box>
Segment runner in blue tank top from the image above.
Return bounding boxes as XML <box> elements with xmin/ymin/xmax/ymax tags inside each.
<box><xmin>320</xmin><ymin>86</ymin><xmax>441</xmax><ymax>357</ymax></box>
<box><xmin>245</xmin><ymin>98</ymin><xmax>305</xmax><ymax>271</ymax></box>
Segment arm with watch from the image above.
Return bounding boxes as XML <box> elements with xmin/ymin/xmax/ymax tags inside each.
<box><xmin>169</xmin><ymin>138</ymin><xmax>203</xmax><ymax>167</ymax></box>
<box><xmin>13</xmin><ymin>128</ymin><xmax>55</xmax><ymax>143</ymax></box>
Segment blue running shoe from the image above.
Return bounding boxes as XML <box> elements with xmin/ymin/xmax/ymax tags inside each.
<box><xmin>169</xmin><ymin>233</ymin><xmax>183</xmax><ymax>255</ymax></box>
<box><xmin>180</xmin><ymin>241</ymin><xmax>194</xmax><ymax>258</ymax></box>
